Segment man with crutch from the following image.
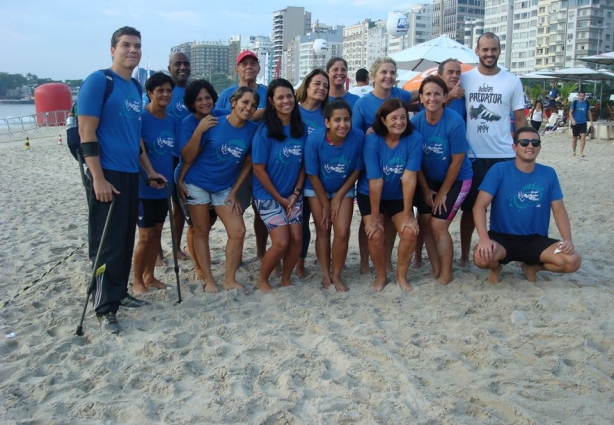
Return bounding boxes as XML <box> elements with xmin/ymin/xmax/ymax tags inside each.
<box><xmin>77</xmin><ymin>26</ymin><xmax>165</xmax><ymax>334</ymax></box>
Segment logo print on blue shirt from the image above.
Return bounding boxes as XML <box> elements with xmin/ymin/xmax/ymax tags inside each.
<box><xmin>323</xmin><ymin>157</ymin><xmax>349</xmax><ymax>179</ymax></box>
<box><xmin>382</xmin><ymin>157</ymin><xmax>405</xmax><ymax>181</ymax></box>
<box><xmin>277</xmin><ymin>140</ymin><xmax>302</xmax><ymax>164</ymax></box>
<box><xmin>219</xmin><ymin>139</ymin><xmax>246</xmax><ymax>163</ymax></box>
<box><xmin>512</xmin><ymin>183</ymin><xmax>543</xmax><ymax>209</ymax></box>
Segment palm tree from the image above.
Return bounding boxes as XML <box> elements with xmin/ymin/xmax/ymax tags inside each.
<box><xmin>526</xmin><ymin>84</ymin><xmax>545</xmax><ymax>105</ymax></box>
<box><xmin>558</xmin><ymin>82</ymin><xmax>578</xmax><ymax>113</ymax></box>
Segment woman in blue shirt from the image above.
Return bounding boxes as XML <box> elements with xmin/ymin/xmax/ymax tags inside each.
<box><xmin>133</xmin><ymin>72</ymin><xmax>176</xmax><ymax>295</ymax></box>
<box><xmin>180</xmin><ymin>87</ymin><xmax>259</xmax><ymax>294</ymax></box>
<box><xmin>356</xmin><ymin>99</ymin><xmax>422</xmax><ymax>293</ymax></box>
<box><xmin>176</xmin><ymin>80</ymin><xmax>221</xmax><ymax>284</ymax></box>
<box><xmin>305</xmin><ymin>99</ymin><xmax>364</xmax><ymax>292</ymax></box>
<box><xmin>294</xmin><ymin>69</ymin><xmax>330</xmax><ymax>278</ymax></box>
<box><xmin>411</xmin><ymin>75</ymin><xmax>473</xmax><ymax>286</ymax></box>
<box><xmin>252</xmin><ymin>79</ymin><xmax>306</xmax><ymax>293</ymax></box>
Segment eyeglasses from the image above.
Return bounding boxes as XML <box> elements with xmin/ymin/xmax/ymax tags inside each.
<box><xmin>516</xmin><ymin>138</ymin><xmax>541</xmax><ymax>147</ymax></box>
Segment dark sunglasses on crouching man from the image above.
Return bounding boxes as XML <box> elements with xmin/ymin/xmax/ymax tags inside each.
<box><xmin>516</xmin><ymin>138</ymin><xmax>541</xmax><ymax>147</ymax></box>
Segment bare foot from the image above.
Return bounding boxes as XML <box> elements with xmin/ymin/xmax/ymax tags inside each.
<box><xmin>176</xmin><ymin>249</ymin><xmax>188</xmax><ymax>261</ymax></box>
<box><xmin>255</xmin><ymin>279</ymin><xmax>274</xmax><ymax>293</ymax></box>
<box><xmin>370</xmin><ymin>277</ymin><xmax>388</xmax><ymax>292</ymax></box>
<box><xmin>521</xmin><ymin>263</ymin><xmax>541</xmax><ymax>283</ymax></box>
<box><xmin>436</xmin><ymin>275</ymin><xmax>453</xmax><ymax>286</ymax></box>
<box><xmin>280</xmin><ymin>277</ymin><xmax>293</xmax><ymax>287</ymax></box>
<box><xmin>145</xmin><ymin>277</ymin><xmax>168</xmax><ymax>290</ymax></box>
<box><xmin>487</xmin><ymin>264</ymin><xmax>502</xmax><ymax>284</ymax></box>
<box><xmin>332</xmin><ymin>277</ymin><xmax>349</xmax><ymax>292</ymax></box>
<box><xmin>458</xmin><ymin>257</ymin><xmax>470</xmax><ymax>268</ymax></box>
<box><xmin>223</xmin><ymin>281</ymin><xmax>249</xmax><ymax>294</ymax></box>
<box><xmin>194</xmin><ymin>269</ymin><xmax>205</xmax><ymax>281</ymax></box>
<box><xmin>396</xmin><ymin>277</ymin><xmax>413</xmax><ymax>293</ymax></box>
<box><xmin>321</xmin><ymin>281</ymin><xmax>331</xmax><ymax>289</ymax></box>
<box><xmin>133</xmin><ymin>282</ymin><xmax>149</xmax><ymax>295</ymax></box>
<box><xmin>295</xmin><ymin>259</ymin><xmax>307</xmax><ymax>279</ymax></box>
<box><xmin>155</xmin><ymin>256</ymin><xmax>167</xmax><ymax>267</ymax></box>
<box><xmin>410</xmin><ymin>258</ymin><xmax>422</xmax><ymax>270</ymax></box>
<box><xmin>203</xmin><ymin>281</ymin><xmax>218</xmax><ymax>293</ymax></box>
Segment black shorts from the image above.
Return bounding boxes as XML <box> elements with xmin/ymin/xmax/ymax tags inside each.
<box><xmin>138</xmin><ymin>198</ymin><xmax>168</xmax><ymax>228</ymax></box>
<box><xmin>415</xmin><ymin>178</ymin><xmax>472</xmax><ymax>221</ymax></box>
<box><xmin>356</xmin><ymin>192</ymin><xmax>404</xmax><ymax>218</ymax></box>
<box><xmin>488</xmin><ymin>231</ymin><xmax>559</xmax><ymax>265</ymax></box>
<box><xmin>571</xmin><ymin>123</ymin><xmax>587</xmax><ymax>137</ymax></box>
<box><xmin>461</xmin><ymin>157</ymin><xmax>514</xmax><ymax>212</ymax></box>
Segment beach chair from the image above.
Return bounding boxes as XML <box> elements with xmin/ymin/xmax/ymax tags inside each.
<box><xmin>607</xmin><ymin>103</ymin><xmax>614</xmax><ymax>121</ymax></box>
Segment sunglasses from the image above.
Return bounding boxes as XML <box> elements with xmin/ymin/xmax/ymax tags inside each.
<box><xmin>516</xmin><ymin>138</ymin><xmax>541</xmax><ymax>147</ymax></box>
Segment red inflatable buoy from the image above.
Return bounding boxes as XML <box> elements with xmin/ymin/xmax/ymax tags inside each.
<box><xmin>34</xmin><ymin>83</ymin><xmax>72</xmax><ymax>126</ymax></box>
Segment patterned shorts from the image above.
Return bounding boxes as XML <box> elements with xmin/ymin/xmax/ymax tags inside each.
<box><xmin>254</xmin><ymin>197</ymin><xmax>303</xmax><ymax>231</ymax></box>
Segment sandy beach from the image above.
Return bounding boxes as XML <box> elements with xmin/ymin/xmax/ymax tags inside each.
<box><xmin>1</xmin><ymin>127</ymin><xmax>613</xmax><ymax>424</ymax></box>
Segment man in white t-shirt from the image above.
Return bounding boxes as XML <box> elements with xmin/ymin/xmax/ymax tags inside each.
<box><xmin>458</xmin><ymin>32</ymin><xmax>528</xmax><ymax>267</ymax></box>
<box><xmin>348</xmin><ymin>68</ymin><xmax>373</xmax><ymax>97</ymax></box>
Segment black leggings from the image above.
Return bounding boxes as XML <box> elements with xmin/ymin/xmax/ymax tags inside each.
<box><xmin>530</xmin><ymin>120</ymin><xmax>542</xmax><ymax>131</ymax></box>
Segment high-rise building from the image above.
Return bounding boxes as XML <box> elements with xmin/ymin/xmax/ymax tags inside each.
<box><xmin>536</xmin><ymin>0</ymin><xmax>614</xmax><ymax>72</ymax></box>
<box><xmin>189</xmin><ymin>41</ymin><xmax>230</xmax><ymax>79</ymax></box>
<box><xmin>483</xmin><ymin>0</ymin><xmax>538</xmax><ymax>74</ymax></box>
<box><xmin>343</xmin><ymin>20</ymin><xmax>371</xmax><ymax>79</ymax></box>
<box><xmin>271</xmin><ymin>6</ymin><xmax>312</xmax><ymax>65</ymax></box>
<box><xmin>282</xmin><ymin>23</ymin><xmax>344</xmax><ymax>84</ymax></box>
<box><xmin>433</xmin><ymin>0</ymin><xmax>485</xmax><ymax>43</ymax></box>
<box><xmin>247</xmin><ymin>36</ymin><xmax>275</xmax><ymax>85</ymax></box>
<box><xmin>228</xmin><ymin>36</ymin><xmax>242</xmax><ymax>77</ymax></box>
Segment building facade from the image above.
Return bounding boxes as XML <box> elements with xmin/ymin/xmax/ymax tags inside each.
<box><xmin>433</xmin><ymin>0</ymin><xmax>486</xmax><ymax>43</ymax></box>
<box><xmin>271</xmin><ymin>6</ymin><xmax>312</xmax><ymax>65</ymax></box>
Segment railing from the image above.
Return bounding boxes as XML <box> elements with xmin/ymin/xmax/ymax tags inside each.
<box><xmin>0</xmin><ymin>110</ymin><xmax>70</xmax><ymax>140</ymax></box>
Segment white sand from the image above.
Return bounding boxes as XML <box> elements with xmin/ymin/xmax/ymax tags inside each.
<box><xmin>1</xmin><ymin>128</ymin><xmax>613</xmax><ymax>424</ymax></box>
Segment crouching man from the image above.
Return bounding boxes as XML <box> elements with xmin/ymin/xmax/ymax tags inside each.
<box><xmin>473</xmin><ymin>126</ymin><xmax>581</xmax><ymax>283</ymax></box>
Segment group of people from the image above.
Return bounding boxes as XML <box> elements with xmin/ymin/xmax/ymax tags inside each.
<box><xmin>77</xmin><ymin>27</ymin><xmax>581</xmax><ymax>334</ymax></box>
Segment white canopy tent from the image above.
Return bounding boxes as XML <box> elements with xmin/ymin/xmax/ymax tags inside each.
<box><xmin>389</xmin><ymin>35</ymin><xmax>478</xmax><ymax>71</ymax></box>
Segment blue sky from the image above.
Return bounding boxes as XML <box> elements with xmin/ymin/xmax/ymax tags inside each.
<box><xmin>2</xmin><ymin>0</ymin><xmax>415</xmax><ymax>80</ymax></box>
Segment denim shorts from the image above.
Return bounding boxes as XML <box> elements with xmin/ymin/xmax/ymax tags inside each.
<box><xmin>303</xmin><ymin>187</ymin><xmax>356</xmax><ymax>199</ymax></box>
<box><xmin>185</xmin><ymin>183</ymin><xmax>232</xmax><ymax>206</ymax></box>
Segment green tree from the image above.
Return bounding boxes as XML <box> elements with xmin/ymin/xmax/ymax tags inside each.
<box><xmin>526</xmin><ymin>84</ymin><xmax>545</xmax><ymax>105</ymax></box>
<box><xmin>558</xmin><ymin>82</ymin><xmax>578</xmax><ymax>113</ymax></box>
<box><xmin>0</xmin><ymin>72</ymin><xmax>27</xmax><ymax>96</ymax></box>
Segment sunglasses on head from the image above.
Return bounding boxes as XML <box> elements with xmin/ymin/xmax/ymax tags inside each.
<box><xmin>516</xmin><ymin>138</ymin><xmax>541</xmax><ymax>147</ymax></box>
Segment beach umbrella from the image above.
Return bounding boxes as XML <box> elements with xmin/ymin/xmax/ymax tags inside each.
<box><xmin>578</xmin><ymin>51</ymin><xmax>614</xmax><ymax>67</ymax></box>
<box><xmin>539</xmin><ymin>67</ymin><xmax>607</xmax><ymax>88</ymax></box>
<box><xmin>389</xmin><ymin>34</ymin><xmax>478</xmax><ymax>72</ymax></box>
<box><xmin>402</xmin><ymin>63</ymin><xmax>476</xmax><ymax>91</ymax></box>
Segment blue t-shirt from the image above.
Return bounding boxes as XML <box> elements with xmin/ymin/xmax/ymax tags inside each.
<box><xmin>299</xmin><ymin>105</ymin><xmax>326</xmax><ymax>136</ymax></box>
<box><xmin>411</xmin><ymin>109</ymin><xmax>473</xmax><ymax>182</ymax></box>
<box><xmin>479</xmin><ymin>161</ymin><xmax>563</xmax><ymax>236</ymax></box>
<box><xmin>252</xmin><ymin>125</ymin><xmax>305</xmax><ymax>200</ymax></box>
<box><xmin>217</xmin><ymin>84</ymin><xmax>268</xmax><ymax>110</ymax></box>
<box><xmin>571</xmin><ymin>100</ymin><xmax>590</xmax><ymax>124</ymax></box>
<box><xmin>304</xmin><ymin>127</ymin><xmax>365</xmax><ymax>192</ymax></box>
<box><xmin>419</xmin><ymin>98</ymin><xmax>466</xmax><ymax>121</ymax></box>
<box><xmin>139</xmin><ymin>110</ymin><xmax>176</xmax><ymax>199</ymax></box>
<box><xmin>352</xmin><ymin>87</ymin><xmax>412</xmax><ymax>133</ymax></box>
<box><xmin>78</xmin><ymin>69</ymin><xmax>142</xmax><ymax>172</ymax></box>
<box><xmin>175</xmin><ymin>109</ymin><xmax>231</xmax><ymax>159</ymax></box>
<box><xmin>330</xmin><ymin>92</ymin><xmax>360</xmax><ymax>108</ymax></box>
<box><xmin>183</xmin><ymin>117</ymin><xmax>257</xmax><ymax>192</ymax></box>
<box><xmin>357</xmin><ymin>131</ymin><xmax>423</xmax><ymax>200</ymax></box>
<box><xmin>167</xmin><ymin>86</ymin><xmax>190</xmax><ymax>156</ymax></box>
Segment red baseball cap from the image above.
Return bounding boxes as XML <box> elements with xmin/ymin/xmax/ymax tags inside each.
<box><xmin>236</xmin><ymin>50</ymin><xmax>258</xmax><ymax>65</ymax></box>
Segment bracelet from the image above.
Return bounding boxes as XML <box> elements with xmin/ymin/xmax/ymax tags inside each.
<box><xmin>81</xmin><ymin>141</ymin><xmax>100</xmax><ymax>157</ymax></box>
<box><xmin>293</xmin><ymin>187</ymin><xmax>302</xmax><ymax>195</ymax></box>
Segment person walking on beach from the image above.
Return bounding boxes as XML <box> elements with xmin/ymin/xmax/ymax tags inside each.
<box><xmin>529</xmin><ymin>100</ymin><xmax>544</xmax><ymax>132</ymax></box>
<box><xmin>356</xmin><ymin>99</ymin><xmax>422</xmax><ymax>293</ymax></box>
<box><xmin>473</xmin><ymin>126</ymin><xmax>581</xmax><ymax>283</ymax></box>
<box><xmin>348</xmin><ymin>68</ymin><xmax>373</xmax><ymax>98</ymax></box>
<box><xmin>569</xmin><ymin>91</ymin><xmax>593</xmax><ymax>157</ymax></box>
<box><xmin>458</xmin><ymin>32</ymin><xmax>527</xmax><ymax>268</ymax></box>
<box><xmin>252</xmin><ymin>79</ymin><xmax>306</xmax><ymax>293</ymax></box>
<box><xmin>78</xmin><ymin>26</ymin><xmax>165</xmax><ymax>334</ymax></box>
<box><xmin>166</xmin><ymin>52</ymin><xmax>192</xmax><ymax>261</ymax></box>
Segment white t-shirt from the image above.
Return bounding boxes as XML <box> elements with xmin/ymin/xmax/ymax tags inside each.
<box><xmin>462</xmin><ymin>68</ymin><xmax>526</xmax><ymax>158</ymax></box>
<box><xmin>348</xmin><ymin>85</ymin><xmax>374</xmax><ymax>98</ymax></box>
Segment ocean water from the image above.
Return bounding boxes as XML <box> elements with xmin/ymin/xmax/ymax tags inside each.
<box><xmin>0</xmin><ymin>104</ymin><xmax>36</xmax><ymax>119</ymax></box>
